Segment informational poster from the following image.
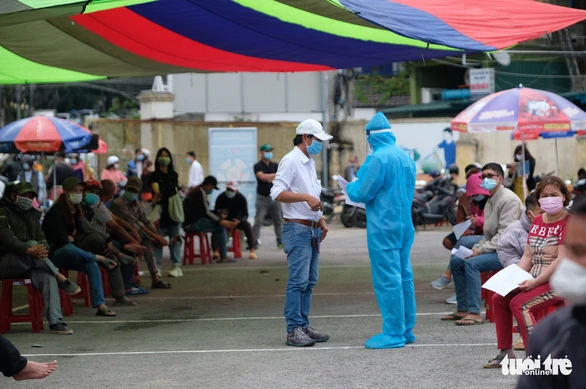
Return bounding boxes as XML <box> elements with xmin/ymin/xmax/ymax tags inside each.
<box><xmin>208</xmin><ymin>127</ymin><xmax>258</xmax><ymax>219</ymax></box>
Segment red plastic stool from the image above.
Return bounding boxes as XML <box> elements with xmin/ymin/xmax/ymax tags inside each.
<box><xmin>100</xmin><ymin>268</ymin><xmax>111</xmax><ymax>298</ymax></box>
<box><xmin>228</xmin><ymin>229</ymin><xmax>242</xmax><ymax>259</ymax></box>
<box><xmin>0</xmin><ymin>279</ymin><xmax>44</xmax><ymax>333</ymax></box>
<box><xmin>132</xmin><ymin>261</ymin><xmax>141</xmax><ymax>286</ymax></box>
<box><xmin>481</xmin><ymin>270</ymin><xmax>499</xmax><ymax>322</ymax></box>
<box><xmin>183</xmin><ymin>231</ymin><xmax>212</xmax><ymax>265</ymax></box>
<box><xmin>57</xmin><ymin>269</ymin><xmax>73</xmax><ymax>316</ymax></box>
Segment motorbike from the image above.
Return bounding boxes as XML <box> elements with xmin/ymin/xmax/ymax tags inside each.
<box><xmin>573</xmin><ymin>178</ymin><xmax>586</xmax><ymax>196</ymax></box>
<box><xmin>341</xmin><ymin>203</ymin><xmax>367</xmax><ymax>228</ymax></box>
<box><xmin>411</xmin><ymin>175</ymin><xmax>458</xmax><ymax>227</ymax></box>
<box><xmin>321</xmin><ymin>187</ymin><xmax>346</xmax><ymax>222</ymax></box>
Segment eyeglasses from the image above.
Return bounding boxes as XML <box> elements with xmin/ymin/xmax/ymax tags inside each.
<box><xmin>481</xmin><ymin>173</ymin><xmax>500</xmax><ymax>180</ymax></box>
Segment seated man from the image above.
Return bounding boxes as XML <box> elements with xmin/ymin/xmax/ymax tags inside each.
<box><xmin>183</xmin><ymin>176</ymin><xmax>238</xmax><ymax>263</ymax></box>
<box><xmin>442</xmin><ymin>163</ymin><xmax>523</xmax><ymax>325</ymax></box>
<box><xmin>0</xmin><ymin>182</ymin><xmax>78</xmax><ymax>334</ymax></box>
<box><xmin>42</xmin><ymin>176</ymin><xmax>116</xmax><ymax>317</ymax></box>
<box><xmin>214</xmin><ymin>181</ymin><xmax>257</xmax><ymax>259</ymax></box>
<box><xmin>109</xmin><ymin>177</ymin><xmax>171</xmax><ymax>289</ymax></box>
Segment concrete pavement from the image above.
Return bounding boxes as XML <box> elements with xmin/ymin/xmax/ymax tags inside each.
<box><xmin>2</xmin><ymin>221</ymin><xmax>519</xmax><ymax>389</ymax></box>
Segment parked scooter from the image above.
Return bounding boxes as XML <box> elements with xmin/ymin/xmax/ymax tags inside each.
<box><xmin>321</xmin><ymin>187</ymin><xmax>346</xmax><ymax>222</ymax></box>
<box><xmin>341</xmin><ymin>203</ymin><xmax>367</xmax><ymax>228</ymax></box>
<box><xmin>411</xmin><ymin>175</ymin><xmax>458</xmax><ymax>227</ymax></box>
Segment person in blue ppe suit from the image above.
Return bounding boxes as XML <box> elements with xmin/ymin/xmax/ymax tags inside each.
<box><xmin>346</xmin><ymin>112</ymin><xmax>417</xmax><ymax>349</ymax></box>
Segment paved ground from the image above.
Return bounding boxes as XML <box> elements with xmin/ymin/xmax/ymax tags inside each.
<box><xmin>2</xmin><ymin>220</ymin><xmax>520</xmax><ymax>389</ymax></box>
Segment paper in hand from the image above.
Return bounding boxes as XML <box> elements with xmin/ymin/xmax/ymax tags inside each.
<box><xmin>336</xmin><ymin>176</ymin><xmax>366</xmax><ymax>209</ymax></box>
<box><xmin>453</xmin><ymin>219</ymin><xmax>472</xmax><ymax>240</ymax></box>
<box><xmin>451</xmin><ymin>246</ymin><xmax>473</xmax><ymax>259</ymax></box>
<box><xmin>481</xmin><ymin>264</ymin><xmax>534</xmax><ymax>297</ymax></box>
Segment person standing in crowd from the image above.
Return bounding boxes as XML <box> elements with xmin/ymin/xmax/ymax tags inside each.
<box><xmin>18</xmin><ymin>155</ymin><xmax>46</xmax><ymax>204</ymax></box>
<box><xmin>517</xmin><ymin>195</ymin><xmax>586</xmax><ymax>389</ymax></box>
<box><xmin>271</xmin><ymin>119</ymin><xmax>332</xmax><ymax>347</ymax></box>
<box><xmin>127</xmin><ymin>149</ymin><xmax>145</xmax><ymax>178</ymax></box>
<box><xmin>186</xmin><ymin>151</ymin><xmax>204</xmax><ymax>188</ymax></box>
<box><xmin>45</xmin><ymin>151</ymin><xmax>75</xmax><ymax>199</ymax></box>
<box><xmin>149</xmin><ymin>148</ymin><xmax>183</xmax><ymax>277</ymax></box>
<box><xmin>346</xmin><ymin>112</ymin><xmax>417</xmax><ymax>349</ymax></box>
<box><xmin>507</xmin><ymin>145</ymin><xmax>537</xmax><ymax>200</ymax></box>
<box><xmin>214</xmin><ymin>181</ymin><xmax>257</xmax><ymax>259</ymax></box>
<box><xmin>2</xmin><ymin>155</ymin><xmax>23</xmax><ymax>182</ymax></box>
<box><xmin>442</xmin><ymin>163</ymin><xmax>523</xmax><ymax>325</ymax></box>
<box><xmin>344</xmin><ymin>155</ymin><xmax>360</xmax><ymax>182</ymax></box>
<box><xmin>183</xmin><ymin>176</ymin><xmax>238</xmax><ymax>263</ymax></box>
<box><xmin>1</xmin><ymin>335</ymin><xmax>57</xmax><ymax>381</ymax></box>
<box><xmin>68</xmin><ymin>153</ymin><xmax>86</xmax><ymax>181</ymax></box>
<box><xmin>253</xmin><ymin>144</ymin><xmax>283</xmax><ymax>248</ymax></box>
<box><xmin>484</xmin><ymin>177</ymin><xmax>570</xmax><ymax>368</ymax></box>
<box><xmin>101</xmin><ymin>156</ymin><xmax>127</xmax><ymax>191</ymax></box>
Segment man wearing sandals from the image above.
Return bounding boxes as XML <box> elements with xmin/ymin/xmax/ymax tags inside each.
<box><xmin>442</xmin><ymin>163</ymin><xmax>523</xmax><ymax>326</ymax></box>
<box><xmin>42</xmin><ymin>176</ymin><xmax>117</xmax><ymax>317</ymax></box>
<box><xmin>110</xmin><ymin>177</ymin><xmax>172</xmax><ymax>290</ymax></box>
<box><xmin>0</xmin><ymin>182</ymin><xmax>78</xmax><ymax>334</ymax></box>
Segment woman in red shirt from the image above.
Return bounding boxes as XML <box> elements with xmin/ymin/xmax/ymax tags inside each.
<box><xmin>483</xmin><ymin>176</ymin><xmax>571</xmax><ymax>368</ymax></box>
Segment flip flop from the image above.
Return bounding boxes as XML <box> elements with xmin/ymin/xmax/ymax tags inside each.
<box><xmin>455</xmin><ymin>318</ymin><xmax>484</xmax><ymax>326</ymax></box>
<box><xmin>441</xmin><ymin>312</ymin><xmax>467</xmax><ymax>321</ymax></box>
<box><xmin>98</xmin><ymin>258</ymin><xmax>119</xmax><ymax>271</ymax></box>
<box><xmin>96</xmin><ymin>307</ymin><xmax>117</xmax><ymax>317</ymax></box>
<box><xmin>483</xmin><ymin>357</ymin><xmax>504</xmax><ymax>369</ymax></box>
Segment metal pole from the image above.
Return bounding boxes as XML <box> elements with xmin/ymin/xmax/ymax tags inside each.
<box><xmin>53</xmin><ymin>153</ymin><xmax>57</xmax><ymax>200</ymax></box>
<box><xmin>321</xmin><ymin>72</ymin><xmax>329</xmax><ymax>187</ymax></box>
<box><xmin>521</xmin><ymin>133</ymin><xmax>528</xmax><ymax>199</ymax></box>
<box><xmin>555</xmin><ymin>138</ymin><xmax>560</xmax><ymax>176</ymax></box>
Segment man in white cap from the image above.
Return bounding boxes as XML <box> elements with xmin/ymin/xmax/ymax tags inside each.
<box><xmin>270</xmin><ymin>118</ymin><xmax>333</xmax><ymax>347</ymax></box>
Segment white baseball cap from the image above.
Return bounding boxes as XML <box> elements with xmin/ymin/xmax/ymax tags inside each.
<box><xmin>226</xmin><ymin>181</ymin><xmax>239</xmax><ymax>191</ymax></box>
<box><xmin>295</xmin><ymin>119</ymin><xmax>333</xmax><ymax>141</ymax></box>
<box><xmin>107</xmin><ymin>156</ymin><xmax>119</xmax><ymax>166</ymax></box>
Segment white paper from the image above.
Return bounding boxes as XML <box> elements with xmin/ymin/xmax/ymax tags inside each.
<box><xmin>451</xmin><ymin>246</ymin><xmax>474</xmax><ymax>259</ymax></box>
<box><xmin>336</xmin><ymin>176</ymin><xmax>366</xmax><ymax>209</ymax></box>
<box><xmin>453</xmin><ymin>219</ymin><xmax>472</xmax><ymax>240</ymax></box>
<box><xmin>481</xmin><ymin>264</ymin><xmax>534</xmax><ymax>297</ymax></box>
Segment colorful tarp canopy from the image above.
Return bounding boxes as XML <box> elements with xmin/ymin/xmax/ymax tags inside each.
<box><xmin>1</xmin><ymin>0</ymin><xmax>585</xmax><ymax>84</ymax></box>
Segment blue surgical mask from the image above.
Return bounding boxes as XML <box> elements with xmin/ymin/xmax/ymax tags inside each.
<box><xmin>22</xmin><ymin>163</ymin><xmax>30</xmax><ymax>170</ymax></box>
<box><xmin>186</xmin><ymin>158</ymin><xmax>192</xmax><ymax>165</ymax></box>
<box><xmin>124</xmin><ymin>191</ymin><xmax>139</xmax><ymax>202</ymax></box>
<box><xmin>137</xmin><ymin>154</ymin><xmax>145</xmax><ymax>161</ymax></box>
<box><xmin>70</xmin><ymin>159</ymin><xmax>78</xmax><ymax>166</ymax></box>
<box><xmin>306</xmin><ymin>139</ymin><xmax>323</xmax><ymax>155</ymax></box>
<box><xmin>206</xmin><ymin>188</ymin><xmax>213</xmax><ymax>195</ymax></box>
<box><xmin>481</xmin><ymin>178</ymin><xmax>498</xmax><ymax>191</ymax></box>
<box><xmin>263</xmin><ymin>152</ymin><xmax>273</xmax><ymax>160</ymax></box>
<box><xmin>473</xmin><ymin>194</ymin><xmax>486</xmax><ymax>202</ymax></box>
<box><xmin>226</xmin><ymin>191</ymin><xmax>236</xmax><ymax>199</ymax></box>
<box><xmin>84</xmin><ymin>193</ymin><xmax>100</xmax><ymax>207</ymax></box>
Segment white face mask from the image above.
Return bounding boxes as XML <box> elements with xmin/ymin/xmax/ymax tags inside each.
<box><xmin>515</xmin><ymin>154</ymin><xmax>524</xmax><ymax>161</ymax></box>
<box><xmin>69</xmin><ymin>193</ymin><xmax>83</xmax><ymax>205</ymax></box>
<box><xmin>550</xmin><ymin>258</ymin><xmax>586</xmax><ymax>305</ymax></box>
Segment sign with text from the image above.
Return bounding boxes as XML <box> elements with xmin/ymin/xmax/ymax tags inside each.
<box><xmin>469</xmin><ymin>68</ymin><xmax>495</xmax><ymax>97</ymax></box>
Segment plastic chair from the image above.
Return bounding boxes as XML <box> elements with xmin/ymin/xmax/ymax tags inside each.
<box><xmin>228</xmin><ymin>229</ymin><xmax>242</xmax><ymax>259</ymax></box>
<box><xmin>0</xmin><ymin>279</ymin><xmax>44</xmax><ymax>333</ymax></box>
<box><xmin>183</xmin><ymin>231</ymin><xmax>212</xmax><ymax>265</ymax></box>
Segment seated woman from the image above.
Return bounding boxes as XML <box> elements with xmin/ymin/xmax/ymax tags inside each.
<box><xmin>42</xmin><ymin>176</ymin><xmax>116</xmax><ymax>317</ymax></box>
<box><xmin>431</xmin><ymin>172</ymin><xmax>490</xmax><ymax>298</ymax></box>
<box><xmin>483</xmin><ymin>176</ymin><xmax>570</xmax><ymax>368</ymax></box>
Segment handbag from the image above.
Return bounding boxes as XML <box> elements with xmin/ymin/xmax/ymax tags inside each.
<box><xmin>167</xmin><ymin>193</ymin><xmax>185</xmax><ymax>224</ymax></box>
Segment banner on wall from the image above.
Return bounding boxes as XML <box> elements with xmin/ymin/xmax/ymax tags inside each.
<box><xmin>208</xmin><ymin>127</ymin><xmax>258</xmax><ymax>219</ymax></box>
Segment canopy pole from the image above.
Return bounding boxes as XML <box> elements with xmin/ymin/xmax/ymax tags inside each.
<box><xmin>53</xmin><ymin>152</ymin><xmax>57</xmax><ymax>201</ymax></box>
<box><xmin>521</xmin><ymin>134</ymin><xmax>528</xmax><ymax>199</ymax></box>
<box><xmin>555</xmin><ymin>138</ymin><xmax>560</xmax><ymax>176</ymax></box>
<box><xmin>321</xmin><ymin>72</ymin><xmax>330</xmax><ymax>187</ymax></box>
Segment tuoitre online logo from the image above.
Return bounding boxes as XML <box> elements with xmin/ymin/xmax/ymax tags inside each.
<box><xmin>501</xmin><ymin>354</ymin><xmax>573</xmax><ymax>376</ymax></box>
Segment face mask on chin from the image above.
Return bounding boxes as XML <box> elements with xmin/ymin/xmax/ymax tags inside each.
<box><xmin>550</xmin><ymin>258</ymin><xmax>586</xmax><ymax>305</ymax></box>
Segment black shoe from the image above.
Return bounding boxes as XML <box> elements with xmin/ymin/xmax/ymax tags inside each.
<box><xmin>49</xmin><ymin>322</ymin><xmax>73</xmax><ymax>335</ymax></box>
<box><xmin>286</xmin><ymin>327</ymin><xmax>315</xmax><ymax>347</ymax></box>
<box><xmin>304</xmin><ymin>326</ymin><xmax>330</xmax><ymax>342</ymax></box>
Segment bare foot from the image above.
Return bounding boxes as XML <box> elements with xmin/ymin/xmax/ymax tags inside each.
<box><xmin>13</xmin><ymin>360</ymin><xmax>58</xmax><ymax>381</ymax></box>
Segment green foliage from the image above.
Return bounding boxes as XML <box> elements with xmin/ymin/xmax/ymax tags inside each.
<box><xmin>356</xmin><ymin>70</ymin><xmax>410</xmax><ymax>106</ymax></box>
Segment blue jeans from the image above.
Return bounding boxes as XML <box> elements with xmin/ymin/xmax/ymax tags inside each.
<box><xmin>449</xmin><ymin>235</ymin><xmax>503</xmax><ymax>313</ymax></box>
<box><xmin>50</xmin><ymin>243</ymin><xmax>105</xmax><ymax>308</ymax></box>
<box><xmin>282</xmin><ymin>222</ymin><xmax>321</xmax><ymax>333</ymax></box>
<box><xmin>188</xmin><ymin>219</ymin><xmax>228</xmax><ymax>259</ymax></box>
<box><xmin>154</xmin><ymin>224</ymin><xmax>182</xmax><ymax>267</ymax></box>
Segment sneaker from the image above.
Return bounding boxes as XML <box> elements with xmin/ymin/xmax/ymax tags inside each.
<box><xmin>286</xmin><ymin>326</ymin><xmax>315</xmax><ymax>347</ymax></box>
<box><xmin>126</xmin><ymin>286</ymin><xmax>149</xmax><ymax>296</ymax></box>
<box><xmin>49</xmin><ymin>322</ymin><xmax>73</xmax><ymax>335</ymax></box>
<box><xmin>59</xmin><ymin>279</ymin><xmax>81</xmax><ymax>296</ymax></box>
<box><xmin>168</xmin><ymin>267</ymin><xmax>183</xmax><ymax>278</ymax></box>
<box><xmin>445</xmin><ymin>293</ymin><xmax>457</xmax><ymax>304</ymax></box>
<box><xmin>431</xmin><ymin>274</ymin><xmax>452</xmax><ymax>290</ymax></box>
<box><xmin>113</xmin><ymin>296</ymin><xmax>137</xmax><ymax>306</ymax></box>
<box><xmin>303</xmin><ymin>326</ymin><xmax>330</xmax><ymax>343</ymax></box>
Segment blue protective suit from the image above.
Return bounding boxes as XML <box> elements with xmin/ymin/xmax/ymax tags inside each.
<box><xmin>346</xmin><ymin>113</ymin><xmax>417</xmax><ymax>349</ymax></box>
